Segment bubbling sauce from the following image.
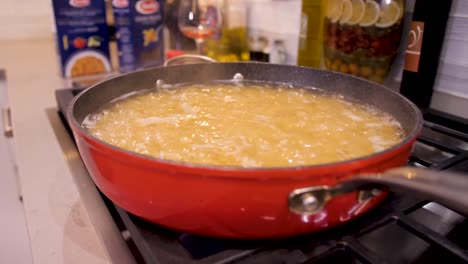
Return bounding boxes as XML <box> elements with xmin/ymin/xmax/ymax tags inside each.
<box><xmin>82</xmin><ymin>82</ymin><xmax>405</xmax><ymax>167</ymax></box>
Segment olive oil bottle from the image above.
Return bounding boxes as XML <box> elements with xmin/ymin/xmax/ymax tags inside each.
<box><xmin>297</xmin><ymin>0</ymin><xmax>327</xmax><ymax>68</ymax></box>
<box><xmin>204</xmin><ymin>0</ymin><xmax>250</xmax><ymax>62</ymax></box>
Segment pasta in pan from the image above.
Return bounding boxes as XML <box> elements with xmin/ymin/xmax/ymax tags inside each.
<box><xmin>83</xmin><ymin>82</ymin><xmax>405</xmax><ymax>168</ymax></box>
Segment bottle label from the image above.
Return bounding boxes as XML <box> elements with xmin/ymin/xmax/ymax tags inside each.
<box><xmin>404</xmin><ymin>21</ymin><xmax>425</xmax><ymax>72</ymax></box>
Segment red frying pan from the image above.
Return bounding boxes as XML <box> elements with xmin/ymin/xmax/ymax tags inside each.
<box><xmin>68</xmin><ymin>62</ymin><xmax>468</xmax><ymax>239</ymax></box>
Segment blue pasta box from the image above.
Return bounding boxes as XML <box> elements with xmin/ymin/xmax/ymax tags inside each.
<box><xmin>52</xmin><ymin>0</ymin><xmax>112</xmax><ymax>78</ymax></box>
<box><xmin>111</xmin><ymin>0</ymin><xmax>164</xmax><ymax>73</ymax></box>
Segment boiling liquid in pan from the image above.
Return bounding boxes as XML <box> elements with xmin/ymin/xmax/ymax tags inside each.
<box><xmin>82</xmin><ymin>82</ymin><xmax>405</xmax><ymax>167</ymax></box>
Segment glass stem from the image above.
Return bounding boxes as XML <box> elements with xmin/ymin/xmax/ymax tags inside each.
<box><xmin>195</xmin><ymin>39</ymin><xmax>204</xmax><ymax>55</ymax></box>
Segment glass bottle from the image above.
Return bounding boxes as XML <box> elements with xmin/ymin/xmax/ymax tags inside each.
<box><xmin>323</xmin><ymin>0</ymin><xmax>405</xmax><ymax>84</ymax></box>
<box><xmin>204</xmin><ymin>0</ymin><xmax>250</xmax><ymax>62</ymax></box>
<box><xmin>297</xmin><ymin>0</ymin><xmax>327</xmax><ymax>68</ymax></box>
<box><xmin>399</xmin><ymin>0</ymin><xmax>453</xmax><ymax>109</ymax></box>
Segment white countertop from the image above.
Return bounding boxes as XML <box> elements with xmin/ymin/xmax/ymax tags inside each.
<box><xmin>0</xmin><ymin>37</ymin><xmax>110</xmax><ymax>264</ymax></box>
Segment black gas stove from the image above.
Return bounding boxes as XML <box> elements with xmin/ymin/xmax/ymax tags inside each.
<box><xmin>55</xmin><ymin>87</ymin><xmax>468</xmax><ymax>264</ymax></box>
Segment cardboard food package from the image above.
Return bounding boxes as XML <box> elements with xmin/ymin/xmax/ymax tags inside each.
<box><xmin>112</xmin><ymin>0</ymin><xmax>165</xmax><ymax>73</ymax></box>
<box><xmin>52</xmin><ymin>0</ymin><xmax>112</xmax><ymax>78</ymax></box>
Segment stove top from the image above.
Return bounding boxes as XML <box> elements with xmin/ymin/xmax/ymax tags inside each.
<box><xmin>55</xmin><ymin>88</ymin><xmax>468</xmax><ymax>264</ymax></box>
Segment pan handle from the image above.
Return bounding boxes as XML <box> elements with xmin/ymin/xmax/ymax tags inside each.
<box><xmin>288</xmin><ymin>167</ymin><xmax>468</xmax><ymax>216</ymax></box>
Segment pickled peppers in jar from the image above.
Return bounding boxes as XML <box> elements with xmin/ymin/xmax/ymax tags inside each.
<box><xmin>323</xmin><ymin>0</ymin><xmax>404</xmax><ymax>83</ymax></box>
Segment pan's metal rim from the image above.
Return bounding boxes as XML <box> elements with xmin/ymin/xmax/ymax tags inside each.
<box><xmin>67</xmin><ymin>62</ymin><xmax>424</xmax><ymax>176</ymax></box>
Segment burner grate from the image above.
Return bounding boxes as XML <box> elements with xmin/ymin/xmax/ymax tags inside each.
<box><xmin>55</xmin><ymin>88</ymin><xmax>468</xmax><ymax>264</ymax></box>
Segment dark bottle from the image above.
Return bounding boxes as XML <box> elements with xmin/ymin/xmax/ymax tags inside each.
<box><xmin>399</xmin><ymin>0</ymin><xmax>453</xmax><ymax>110</ymax></box>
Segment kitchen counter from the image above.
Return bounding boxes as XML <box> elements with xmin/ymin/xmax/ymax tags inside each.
<box><xmin>0</xmin><ymin>37</ymin><xmax>111</xmax><ymax>264</ymax></box>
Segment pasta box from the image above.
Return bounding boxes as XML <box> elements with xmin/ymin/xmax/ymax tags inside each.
<box><xmin>112</xmin><ymin>0</ymin><xmax>164</xmax><ymax>73</ymax></box>
<box><xmin>52</xmin><ymin>0</ymin><xmax>112</xmax><ymax>78</ymax></box>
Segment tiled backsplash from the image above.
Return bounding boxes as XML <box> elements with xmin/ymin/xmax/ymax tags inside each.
<box><xmin>0</xmin><ymin>0</ymin><xmax>55</xmax><ymax>40</ymax></box>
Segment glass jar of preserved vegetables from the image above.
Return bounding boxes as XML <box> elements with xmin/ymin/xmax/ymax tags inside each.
<box><xmin>323</xmin><ymin>0</ymin><xmax>405</xmax><ymax>83</ymax></box>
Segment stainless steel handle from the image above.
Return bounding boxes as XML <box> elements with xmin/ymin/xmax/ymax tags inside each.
<box><xmin>2</xmin><ymin>107</ymin><xmax>13</xmax><ymax>137</ymax></box>
<box><xmin>164</xmin><ymin>54</ymin><xmax>217</xmax><ymax>66</ymax></box>
<box><xmin>289</xmin><ymin>167</ymin><xmax>468</xmax><ymax>216</ymax></box>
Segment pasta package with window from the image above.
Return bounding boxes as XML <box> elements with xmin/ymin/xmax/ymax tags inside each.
<box><xmin>52</xmin><ymin>0</ymin><xmax>112</xmax><ymax>78</ymax></box>
<box><xmin>112</xmin><ymin>0</ymin><xmax>165</xmax><ymax>73</ymax></box>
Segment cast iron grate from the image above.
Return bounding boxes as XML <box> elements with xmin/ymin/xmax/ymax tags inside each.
<box><xmin>56</xmin><ymin>88</ymin><xmax>468</xmax><ymax>264</ymax></box>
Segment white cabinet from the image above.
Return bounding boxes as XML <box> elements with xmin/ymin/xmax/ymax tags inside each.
<box><xmin>0</xmin><ymin>69</ymin><xmax>33</xmax><ymax>264</ymax></box>
<box><xmin>0</xmin><ymin>70</ymin><xmax>21</xmax><ymax>199</ymax></box>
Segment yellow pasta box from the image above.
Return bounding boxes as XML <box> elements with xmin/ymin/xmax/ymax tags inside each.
<box><xmin>52</xmin><ymin>0</ymin><xmax>112</xmax><ymax>78</ymax></box>
<box><xmin>112</xmin><ymin>0</ymin><xmax>164</xmax><ymax>73</ymax></box>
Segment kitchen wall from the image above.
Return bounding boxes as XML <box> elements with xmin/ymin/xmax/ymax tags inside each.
<box><xmin>0</xmin><ymin>0</ymin><xmax>54</xmax><ymax>40</ymax></box>
<box><xmin>247</xmin><ymin>0</ymin><xmax>302</xmax><ymax>65</ymax></box>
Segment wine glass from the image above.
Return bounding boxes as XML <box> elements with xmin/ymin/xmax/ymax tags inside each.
<box><xmin>178</xmin><ymin>0</ymin><xmax>223</xmax><ymax>55</ymax></box>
